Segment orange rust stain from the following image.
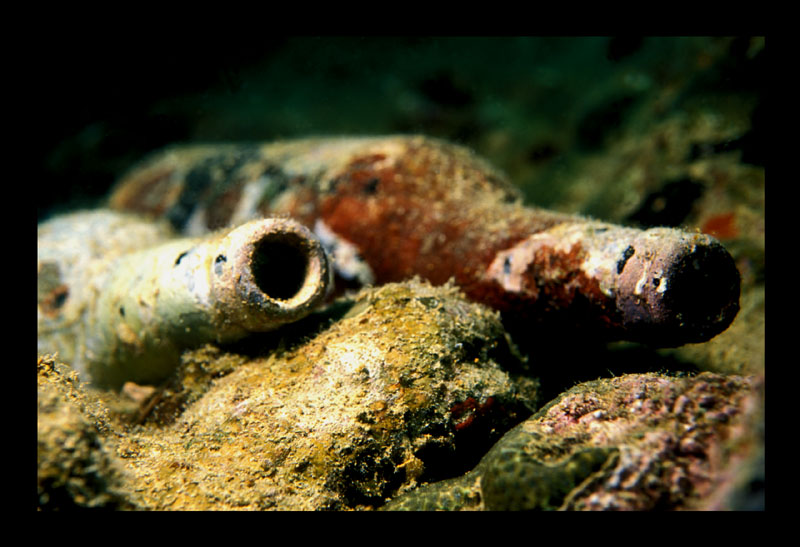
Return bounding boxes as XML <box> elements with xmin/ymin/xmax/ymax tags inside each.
<box><xmin>318</xmin><ymin>146</ymin><xmax>618</xmax><ymax>322</ymax></box>
<box><xmin>321</xmin><ymin>193</ymin><xmax>424</xmax><ymax>282</ymax></box>
<box><xmin>525</xmin><ymin>243</ymin><xmax>606</xmax><ymax>308</ymax></box>
<box><xmin>701</xmin><ymin>212</ymin><xmax>738</xmax><ymax>240</ymax></box>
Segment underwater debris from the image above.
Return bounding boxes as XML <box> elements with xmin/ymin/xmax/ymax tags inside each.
<box><xmin>38</xmin><ymin>210</ymin><xmax>331</xmax><ymax>388</ymax></box>
<box><xmin>109</xmin><ymin>136</ymin><xmax>740</xmax><ymax>346</ymax></box>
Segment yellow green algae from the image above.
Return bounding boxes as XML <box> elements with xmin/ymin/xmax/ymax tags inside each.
<box><xmin>38</xmin><ymin>279</ymin><xmax>537</xmax><ymax>510</ymax></box>
<box><xmin>37</xmin><ymin>355</ymin><xmax>133</xmax><ymax>509</ymax></box>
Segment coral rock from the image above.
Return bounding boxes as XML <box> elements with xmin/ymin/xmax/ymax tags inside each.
<box><xmin>383</xmin><ymin>371</ymin><xmax>763</xmax><ymax>510</ymax></box>
<box><xmin>120</xmin><ymin>280</ymin><xmax>536</xmax><ymax>510</ymax></box>
<box><xmin>37</xmin><ymin>355</ymin><xmax>133</xmax><ymax>509</ymax></box>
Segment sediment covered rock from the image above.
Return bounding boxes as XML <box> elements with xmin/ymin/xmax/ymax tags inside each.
<box><xmin>383</xmin><ymin>371</ymin><xmax>763</xmax><ymax>510</ymax></box>
<box><xmin>108</xmin><ymin>280</ymin><xmax>536</xmax><ymax>510</ymax></box>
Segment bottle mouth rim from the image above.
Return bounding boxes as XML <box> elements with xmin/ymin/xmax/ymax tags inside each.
<box><xmin>222</xmin><ymin>218</ymin><xmax>331</xmax><ymax>325</ymax></box>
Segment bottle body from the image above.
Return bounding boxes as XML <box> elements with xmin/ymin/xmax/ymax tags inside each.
<box><xmin>38</xmin><ymin>211</ymin><xmax>332</xmax><ymax>388</ymax></box>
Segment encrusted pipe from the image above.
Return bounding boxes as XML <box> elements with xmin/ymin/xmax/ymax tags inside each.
<box><xmin>38</xmin><ymin>211</ymin><xmax>331</xmax><ymax>388</ymax></box>
<box><xmin>108</xmin><ymin>135</ymin><xmax>740</xmax><ymax>346</ymax></box>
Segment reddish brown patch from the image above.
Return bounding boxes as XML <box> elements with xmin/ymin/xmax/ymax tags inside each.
<box><xmin>319</xmin><ymin>151</ymin><xmax>438</xmax><ymax>282</ymax></box>
<box><xmin>313</xmin><ymin>142</ymin><xmax>618</xmax><ymax>327</ymax></box>
<box><xmin>451</xmin><ymin>396</ymin><xmax>497</xmax><ymax>432</ymax></box>
<box><xmin>701</xmin><ymin>212</ymin><xmax>738</xmax><ymax>240</ymax></box>
<box><xmin>524</xmin><ymin>243</ymin><xmax>607</xmax><ymax>309</ymax></box>
<box><xmin>320</xmin><ymin>154</ymin><xmax>582</xmax><ymax>316</ymax></box>
<box><xmin>482</xmin><ymin>242</ymin><xmax>615</xmax><ymax>330</ymax></box>
<box><xmin>450</xmin><ymin>397</ymin><xmax>479</xmax><ymax>419</ymax></box>
<box><xmin>39</xmin><ymin>284</ymin><xmax>69</xmax><ymax>318</ymax></box>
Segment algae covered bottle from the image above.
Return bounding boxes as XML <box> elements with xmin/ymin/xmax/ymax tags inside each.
<box><xmin>38</xmin><ymin>210</ymin><xmax>332</xmax><ymax>388</ymax></box>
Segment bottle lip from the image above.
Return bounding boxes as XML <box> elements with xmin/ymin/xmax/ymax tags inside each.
<box><xmin>213</xmin><ymin>218</ymin><xmax>332</xmax><ymax>331</ymax></box>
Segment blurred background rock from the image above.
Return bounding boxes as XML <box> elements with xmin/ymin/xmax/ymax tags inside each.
<box><xmin>36</xmin><ymin>36</ymin><xmax>764</xmax><ymax>222</ymax></box>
